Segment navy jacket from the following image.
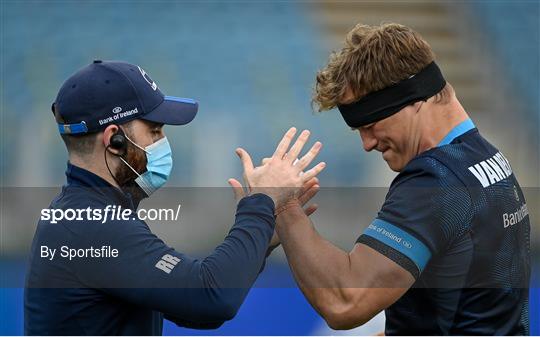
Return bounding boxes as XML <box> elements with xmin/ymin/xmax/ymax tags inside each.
<box><xmin>25</xmin><ymin>163</ymin><xmax>275</xmax><ymax>335</ymax></box>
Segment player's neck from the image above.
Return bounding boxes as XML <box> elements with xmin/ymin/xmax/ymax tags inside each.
<box><xmin>419</xmin><ymin>98</ymin><xmax>470</xmax><ymax>152</ymax></box>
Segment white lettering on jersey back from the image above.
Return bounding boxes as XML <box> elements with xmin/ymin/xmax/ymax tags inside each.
<box><xmin>468</xmin><ymin>152</ymin><xmax>513</xmax><ymax>188</ymax></box>
<box><xmin>486</xmin><ymin>158</ymin><xmax>505</xmax><ymax>180</ymax></box>
<box><xmin>494</xmin><ymin>152</ymin><xmax>512</xmax><ymax>176</ymax></box>
<box><xmin>468</xmin><ymin>164</ymin><xmax>489</xmax><ymax>187</ymax></box>
<box><xmin>480</xmin><ymin>161</ymin><xmax>499</xmax><ymax>185</ymax></box>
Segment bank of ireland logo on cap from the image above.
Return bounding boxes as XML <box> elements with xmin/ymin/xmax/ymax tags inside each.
<box><xmin>53</xmin><ymin>60</ymin><xmax>198</xmax><ymax>135</ymax></box>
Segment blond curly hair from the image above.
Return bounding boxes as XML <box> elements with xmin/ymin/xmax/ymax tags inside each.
<box><xmin>313</xmin><ymin>23</ymin><xmax>450</xmax><ymax>111</ymax></box>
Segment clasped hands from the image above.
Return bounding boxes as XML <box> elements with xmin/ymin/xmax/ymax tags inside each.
<box><xmin>228</xmin><ymin>127</ymin><xmax>325</xmax><ymax>249</ymax></box>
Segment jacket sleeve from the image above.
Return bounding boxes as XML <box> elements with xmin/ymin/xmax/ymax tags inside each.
<box><xmin>72</xmin><ymin>193</ymin><xmax>275</xmax><ymax>325</ymax></box>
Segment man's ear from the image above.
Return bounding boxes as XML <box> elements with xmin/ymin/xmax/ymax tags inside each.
<box><xmin>102</xmin><ymin>125</ymin><xmax>121</xmax><ymax>155</ymax></box>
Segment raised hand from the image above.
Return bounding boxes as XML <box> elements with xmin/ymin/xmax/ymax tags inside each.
<box><xmin>234</xmin><ymin>127</ymin><xmax>326</xmax><ymax>209</ymax></box>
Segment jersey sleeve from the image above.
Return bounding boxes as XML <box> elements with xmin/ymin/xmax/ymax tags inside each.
<box><xmin>357</xmin><ymin>156</ymin><xmax>473</xmax><ymax>279</ymax></box>
<box><xmin>72</xmin><ymin>193</ymin><xmax>275</xmax><ymax>324</ymax></box>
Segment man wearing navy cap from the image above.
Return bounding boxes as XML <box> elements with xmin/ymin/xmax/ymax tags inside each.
<box><xmin>24</xmin><ymin>60</ymin><xmax>325</xmax><ymax>335</ymax></box>
<box><xmin>266</xmin><ymin>23</ymin><xmax>530</xmax><ymax>335</ymax></box>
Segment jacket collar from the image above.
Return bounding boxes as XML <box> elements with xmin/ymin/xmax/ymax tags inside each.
<box><xmin>65</xmin><ymin>162</ymin><xmax>140</xmax><ymax>209</ymax></box>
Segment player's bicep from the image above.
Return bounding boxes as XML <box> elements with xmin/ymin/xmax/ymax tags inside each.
<box><xmin>326</xmin><ymin>242</ymin><xmax>415</xmax><ymax>329</ymax></box>
<box><xmin>347</xmin><ymin>242</ymin><xmax>415</xmax><ymax>318</ymax></box>
<box><xmin>350</xmin><ymin>242</ymin><xmax>416</xmax><ymax>288</ymax></box>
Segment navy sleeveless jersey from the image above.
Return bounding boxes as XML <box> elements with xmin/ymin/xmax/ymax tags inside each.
<box><xmin>357</xmin><ymin>119</ymin><xmax>530</xmax><ymax>335</ymax></box>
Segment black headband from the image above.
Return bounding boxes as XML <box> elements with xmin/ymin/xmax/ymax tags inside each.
<box><xmin>337</xmin><ymin>61</ymin><xmax>446</xmax><ymax>128</ymax></box>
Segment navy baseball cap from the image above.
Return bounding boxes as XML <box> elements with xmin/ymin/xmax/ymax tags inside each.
<box><xmin>52</xmin><ymin>60</ymin><xmax>198</xmax><ymax>134</ymax></box>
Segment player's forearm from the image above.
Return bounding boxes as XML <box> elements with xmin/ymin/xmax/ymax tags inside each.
<box><xmin>276</xmin><ymin>204</ymin><xmax>362</xmax><ymax>322</ymax></box>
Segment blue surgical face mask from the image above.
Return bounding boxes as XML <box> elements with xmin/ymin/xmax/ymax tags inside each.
<box><xmin>119</xmin><ymin>136</ymin><xmax>173</xmax><ymax>196</ymax></box>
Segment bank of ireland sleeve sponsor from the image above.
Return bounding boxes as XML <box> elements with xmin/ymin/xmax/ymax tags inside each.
<box><xmin>363</xmin><ymin>218</ymin><xmax>431</xmax><ymax>272</ymax></box>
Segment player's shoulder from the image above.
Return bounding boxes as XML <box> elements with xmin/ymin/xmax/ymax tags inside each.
<box><xmin>428</xmin><ymin>128</ymin><xmax>500</xmax><ymax>169</ymax></box>
<box><xmin>390</xmin><ymin>153</ymin><xmax>463</xmax><ymax>192</ymax></box>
